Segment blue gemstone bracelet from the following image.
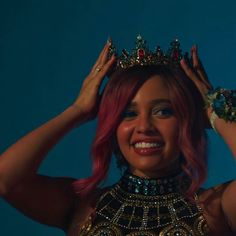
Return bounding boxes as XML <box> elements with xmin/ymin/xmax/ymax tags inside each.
<box><xmin>206</xmin><ymin>87</ymin><xmax>236</xmax><ymax>122</ymax></box>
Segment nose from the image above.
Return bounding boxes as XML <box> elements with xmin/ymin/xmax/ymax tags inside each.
<box><xmin>135</xmin><ymin>114</ymin><xmax>157</xmax><ymax>134</ymax></box>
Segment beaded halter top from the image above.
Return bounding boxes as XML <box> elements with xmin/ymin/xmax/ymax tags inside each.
<box><xmin>78</xmin><ymin>171</ymin><xmax>209</xmax><ymax>236</ymax></box>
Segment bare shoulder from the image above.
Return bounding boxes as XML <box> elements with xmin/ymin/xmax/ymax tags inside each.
<box><xmin>66</xmin><ymin>187</ymin><xmax>107</xmax><ymax>235</ymax></box>
<box><xmin>199</xmin><ymin>180</ymin><xmax>233</xmax><ymax>200</ymax></box>
<box><xmin>3</xmin><ymin>174</ymin><xmax>77</xmax><ymax>230</ymax></box>
<box><xmin>221</xmin><ymin>180</ymin><xmax>236</xmax><ymax>232</ymax></box>
<box><xmin>198</xmin><ymin>180</ymin><xmax>236</xmax><ymax>234</ymax></box>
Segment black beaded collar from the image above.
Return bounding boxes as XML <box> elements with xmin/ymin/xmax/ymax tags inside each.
<box><xmin>118</xmin><ymin>170</ymin><xmax>190</xmax><ymax>196</ymax></box>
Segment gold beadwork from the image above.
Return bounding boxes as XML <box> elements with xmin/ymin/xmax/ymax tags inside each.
<box><xmin>78</xmin><ymin>173</ymin><xmax>209</xmax><ymax>236</ymax></box>
<box><xmin>79</xmin><ymin>216</ymin><xmax>92</xmax><ymax>235</ymax></box>
<box><xmin>193</xmin><ymin>215</ymin><xmax>209</xmax><ymax>236</ymax></box>
<box><xmin>126</xmin><ymin>231</ymin><xmax>156</xmax><ymax>236</ymax></box>
<box><xmin>86</xmin><ymin>222</ymin><xmax>123</xmax><ymax>236</ymax></box>
<box><xmin>159</xmin><ymin>220</ymin><xmax>194</xmax><ymax>236</ymax></box>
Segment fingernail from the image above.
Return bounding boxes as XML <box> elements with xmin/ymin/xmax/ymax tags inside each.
<box><xmin>180</xmin><ymin>58</ymin><xmax>185</xmax><ymax>64</ymax></box>
<box><xmin>192</xmin><ymin>44</ymin><xmax>197</xmax><ymax>52</ymax></box>
<box><xmin>107</xmin><ymin>37</ymin><xmax>112</xmax><ymax>45</ymax></box>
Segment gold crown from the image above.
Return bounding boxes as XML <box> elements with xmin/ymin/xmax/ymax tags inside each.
<box><xmin>108</xmin><ymin>35</ymin><xmax>185</xmax><ymax>70</ymax></box>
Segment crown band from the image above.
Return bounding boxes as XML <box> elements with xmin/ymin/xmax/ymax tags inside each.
<box><xmin>108</xmin><ymin>35</ymin><xmax>185</xmax><ymax>70</ymax></box>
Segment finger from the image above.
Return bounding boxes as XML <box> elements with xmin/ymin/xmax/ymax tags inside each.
<box><xmin>180</xmin><ymin>58</ymin><xmax>199</xmax><ymax>82</ymax></box>
<box><xmin>102</xmin><ymin>54</ymin><xmax>116</xmax><ymax>73</ymax></box>
<box><xmin>91</xmin><ymin>54</ymin><xmax>116</xmax><ymax>83</ymax></box>
<box><xmin>91</xmin><ymin>41</ymin><xmax>110</xmax><ymax>73</ymax></box>
<box><xmin>87</xmin><ymin>55</ymin><xmax>116</xmax><ymax>99</ymax></box>
<box><xmin>99</xmin><ymin>40</ymin><xmax>112</xmax><ymax>65</ymax></box>
<box><xmin>191</xmin><ymin>46</ymin><xmax>213</xmax><ymax>90</ymax></box>
<box><xmin>181</xmin><ymin>58</ymin><xmax>211</xmax><ymax>97</ymax></box>
<box><xmin>191</xmin><ymin>46</ymin><xmax>205</xmax><ymax>80</ymax></box>
<box><xmin>191</xmin><ymin>45</ymin><xmax>205</xmax><ymax>81</ymax></box>
<box><xmin>191</xmin><ymin>45</ymin><xmax>200</xmax><ymax>69</ymax></box>
<box><xmin>96</xmin><ymin>41</ymin><xmax>110</xmax><ymax>64</ymax></box>
<box><xmin>97</xmin><ymin>54</ymin><xmax>116</xmax><ymax>78</ymax></box>
<box><xmin>98</xmin><ymin>54</ymin><xmax>116</xmax><ymax>96</ymax></box>
<box><xmin>89</xmin><ymin>43</ymin><xmax>108</xmax><ymax>76</ymax></box>
<box><xmin>197</xmin><ymin>62</ymin><xmax>212</xmax><ymax>90</ymax></box>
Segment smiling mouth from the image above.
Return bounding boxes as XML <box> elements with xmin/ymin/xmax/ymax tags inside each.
<box><xmin>133</xmin><ymin>142</ymin><xmax>164</xmax><ymax>148</ymax></box>
<box><xmin>132</xmin><ymin>142</ymin><xmax>164</xmax><ymax>156</ymax></box>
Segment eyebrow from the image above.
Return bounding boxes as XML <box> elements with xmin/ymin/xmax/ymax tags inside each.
<box><xmin>127</xmin><ymin>99</ymin><xmax>171</xmax><ymax>108</ymax></box>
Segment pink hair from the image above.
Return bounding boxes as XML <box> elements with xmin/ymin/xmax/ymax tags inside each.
<box><xmin>160</xmin><ymin>68</ymin><xmax>207</xmax><ymax>198</ymax></box>
<box><xmin>73</xmin><ymin>65</ymin><xmax>207</xmax><ymax>198</ymax></box>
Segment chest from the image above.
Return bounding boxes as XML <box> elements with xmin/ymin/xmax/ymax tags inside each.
<box><xmin>68</xmin><ymin>207</ymin><xmax>233</xmax><ymax>236</ymax></box>
<box><xmin>67</xmin><ymin>185</ymin><xmax>234</xmax><ymax>236</ymax></box>
<box><xmin>69</xmin><ymin>189</ymin><xmax>210</xmax><ymax>235</ymax></box>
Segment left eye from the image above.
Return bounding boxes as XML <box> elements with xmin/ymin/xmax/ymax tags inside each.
<box><xmin>152</xmin><ymin>108</ymin><xmax>173</xmax><ymax>117</ymax></box>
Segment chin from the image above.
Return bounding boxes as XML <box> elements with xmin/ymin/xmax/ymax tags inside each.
<box><xmin>129</xmin><ymin>159</ymin><xmax>181</xmax><ymax>178</ymax></box>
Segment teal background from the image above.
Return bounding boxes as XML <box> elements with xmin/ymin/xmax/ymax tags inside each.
<box><xmin>0</xmin><ymin>0</ymin><xmax>236</xmax><ymax>235</ymax></box>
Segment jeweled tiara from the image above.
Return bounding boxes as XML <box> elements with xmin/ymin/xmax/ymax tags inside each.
<box><xmin>108</xmin><ymin>35</ymin><xmax>185</xmax><ymax>70</ymax></box>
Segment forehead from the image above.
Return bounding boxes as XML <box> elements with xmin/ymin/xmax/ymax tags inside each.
<box><xmin>132</xmin><ymin>75</ymin><xmax>169</xmax><ymax>103</ymax></box>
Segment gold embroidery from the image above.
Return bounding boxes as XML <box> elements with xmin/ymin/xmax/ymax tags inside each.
<box><xmin>126</xmin><ymin>231</ymin><xmax>156</xmax><ymax>236</ymax></box>
<box><xmin>86</xmin><ymin>222</ymin><xmax>123</xmax><ymax>236</ymax></box>
<box><xmin>159</xmin><ymin>220</ymin><xmax>194</xmax><ymax>236</ymax></box>
<box><xmin>193</xmin><ymin>215</ymin><xmax>209</xmax><ymax>236</ymax></box>
<box><xmin>77</xmin><ymin>174</ymin><xmax>209</xmax><ymax>236</ymax></box>
<box><xmin>79</xmin><ymin>216</ymin><xmax>92</xmax><ymax>236</ymax></box>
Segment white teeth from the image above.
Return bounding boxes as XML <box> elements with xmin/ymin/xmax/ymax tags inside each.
<box><xmin>134</xmin><ymin>142</ymin><xmax>163</xmax><ymax>148</ymax></box>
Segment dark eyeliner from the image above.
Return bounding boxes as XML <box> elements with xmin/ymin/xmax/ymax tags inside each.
<box><xmin>152</xmin><ymin>107</ymin><xmax>173</xmax><ymax>116</ymax></box>
<box><xmin>122</xmin><ymin>110</ymin><xmax>137</xmax><ymax>119</ymax></box>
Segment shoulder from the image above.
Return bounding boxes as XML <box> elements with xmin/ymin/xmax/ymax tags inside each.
<box><xmin>66</xmin><ymin>186</ymin><xmax>111</xmax><ymax>234</ymax></box>
<box><xmin>221</xmin><ymin>180</ymin><xmax>236</xmax><ymax>232</ymax></box>
<box><xmin>198</xmin><ymin>180</ymin><xmax>236</xmax><ymax>233</ymax></box>
<box><xmin>198</xmin><ymin>181</ymin><xmax>232</xmax><ymax>217</ymax></box>
<box><xmin>199</xmin><ymin>180</ymin><xmax>233</xmax><ymax>198</ymax></box>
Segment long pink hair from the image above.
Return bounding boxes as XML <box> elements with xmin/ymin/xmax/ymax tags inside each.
<box><xmin>73</xmin><ymin>65</ymin><xmax>207</xmax><ymax>198</ymax></box>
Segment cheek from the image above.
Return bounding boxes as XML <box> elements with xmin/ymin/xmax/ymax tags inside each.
<box><xmin>172</xmin><ymin>121</ymin><xmax>180</xmax><ymax>139</ymax></box>
<box><xmin>167</xmin><ymin>127</ymin><xmax>180</xmax><ymax>158</ymax></box>
<box><xmin>161</xmin><ymin>119</ymin><xmax>179</xmax><ymax>142</ymax></box>
<box><xmin>116</xmin><ymin>122</ymin><xmax>134</xmax><ymax>148</ymax></box>
<box><xmin>170</xmin><ymin>124</ymin><xmax>179</xmax><ymax>140</ymax></box>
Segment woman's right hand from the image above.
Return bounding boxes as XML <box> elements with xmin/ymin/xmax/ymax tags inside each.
<box><xmin>0</xmin><ymin>40</ymin><xmax>116</xmax><ymax>231</ymax></box>
<box><xmin>73</xmin><ymin>40</ymin><xmax>116</xmax><ymax>122</ymax></box>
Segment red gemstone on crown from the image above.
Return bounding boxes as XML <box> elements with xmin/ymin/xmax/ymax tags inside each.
<box><xmin>137</xmin><ymin>49</ymin><xmax>145</xmax><ymax>58</ymax></box>
<box><xmin>172</xmin><ymin>50</ymin><xmax>179</xmax><ymax>60</ymax></box>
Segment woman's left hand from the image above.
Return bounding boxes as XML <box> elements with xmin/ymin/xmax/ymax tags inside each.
<box><xmin>180</xmin><ymin>45</ymin><xmax>213</xmax><ymax>128</ymax></box>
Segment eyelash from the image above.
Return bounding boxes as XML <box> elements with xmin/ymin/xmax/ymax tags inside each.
<box><xmin>152</xmin><ymin>108</ymin><xmax>173</xmax><ymax>117</ymax></box>
<box><xmin>122</xmin><ymin>110</ymin><xmax>137</xmax><ymax>119</ymax></box>
<box><xmin>122</xmin><ymin>107</ymin><xmax>173</xmax><ymax>119</ymax></box>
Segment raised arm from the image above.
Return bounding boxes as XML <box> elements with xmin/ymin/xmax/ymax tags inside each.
<box><xmin>0</xmin><ymin>40</ymin><xmax>116</xmax><ymax>230</ymax></box>
<box><xmin>181</xmin><ymin>46</ymin><xmax>236</xmax><ymax>158</ymax></box>
<box><xmin>180</xmin><ymin>45</ymin><xmax>236</xmax><ymax>232</ymax></box>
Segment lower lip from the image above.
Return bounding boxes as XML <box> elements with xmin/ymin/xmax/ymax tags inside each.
<box><xmin>133</xmin><ymin>146</ymin><xmax>163</xmax><ymax>156</ymax></box>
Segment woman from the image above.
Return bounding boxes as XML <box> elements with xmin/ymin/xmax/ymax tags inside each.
<box><xmin>0</xmin><ymin>36</ymin><xmax>235</xmax><ymax>235</ymax></box>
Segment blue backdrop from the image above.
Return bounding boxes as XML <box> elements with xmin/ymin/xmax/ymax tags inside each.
<box><xmin>0</xmin><ymin>0</ymin><xmax>236</xmax><ymax>235</ymax></box>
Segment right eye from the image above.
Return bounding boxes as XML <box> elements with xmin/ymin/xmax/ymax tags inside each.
<box><xmin>122</xmin><ymin>110</ymin><xmax>137</xmax><ymax>119</ymax></box>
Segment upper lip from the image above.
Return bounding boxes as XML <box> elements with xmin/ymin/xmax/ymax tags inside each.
<box><xmin>130</xmin><ymin>138</ymin><xmax>165</xmax><ymax>146</ymax></box>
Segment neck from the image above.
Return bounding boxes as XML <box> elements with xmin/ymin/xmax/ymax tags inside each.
<box><xmin>119</xmin><ymin>169</ymin><xmax>190</xmax><ymax>196</ymax></box>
